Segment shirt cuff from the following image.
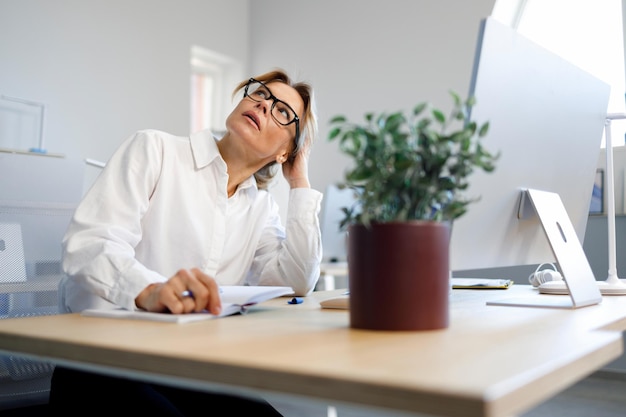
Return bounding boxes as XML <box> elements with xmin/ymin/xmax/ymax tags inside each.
<box><xmin>287</xmin><ymin>188</ymin><xmax>323</xmax><ymax>220</ymax></box>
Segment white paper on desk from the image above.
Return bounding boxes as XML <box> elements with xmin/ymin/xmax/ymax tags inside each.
<box><xmin>81</xmin><ymin>285</ymin><xmax>294</xmax><ymax>324</ymax></box>
<box><xmin>81</xmin><ymin>308</ymin><xmax>221</xmax><ymax>323</ymax></box>
<box><xmin>451</xmin><ymin>278</ymin><xmax>513</xmax><ymax>289</ymax></box>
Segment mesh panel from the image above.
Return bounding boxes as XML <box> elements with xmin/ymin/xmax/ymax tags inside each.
<box><xmin>0</xmin><ymin>201</ymin><xmax>72</xmax><ymax>383</ymax></box>
<box><xmin>0</xmin><ymin>201</ymin><xmax>74</xmax><ymax>282</ymax></box>
<box><xmin>3</xmin><ymin>357</ymin><xmax>55</xmax><ymax>382</ymax></box>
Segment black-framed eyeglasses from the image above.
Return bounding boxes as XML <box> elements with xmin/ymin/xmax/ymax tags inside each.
<box><xmin>244</xmin><ymin>78</ymin><xmax>300</xmax><ymax>142</ymax></box>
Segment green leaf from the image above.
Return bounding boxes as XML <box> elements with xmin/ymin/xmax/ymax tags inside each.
<box><xmin>479</xmin><ymin>122</ymin><xmax>489</xmax><ymax>137</ymax></box>
<box><xmin>433</xmin><ymin>109</ymin><xmax>445</xmax><ymax>124</ymax></box>
<box><xmin>450</xmin><ymin>91</ymin><xmax>461</xmax><ymax>106</ymax></box>
<box><xmin>413</xmin><ymin>102</ymin><xmax>428</xmax><ymax>116</ymax></box>
<box><xmin>328</xmin><ymin>127</ymin><xmax>342</xmax><ymax>140</ymax></box>
<box><xmin>329</xmin><ymin>115</ymin><xmax>347</xmax><ymax>124</ymax></box>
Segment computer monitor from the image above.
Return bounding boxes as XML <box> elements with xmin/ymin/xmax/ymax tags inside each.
<box><xmin>320</xmin><ymin>184</ymin><xmax>357</xmax><ymax>263</ymax></box>
<box><xmin>449</xmin><ymin>17</ymin><xmax>611</xmax><ymax>278</ymax></box>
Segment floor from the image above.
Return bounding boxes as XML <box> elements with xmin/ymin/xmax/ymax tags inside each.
<box><xmin>266</xmin><ymin>370</ymin><xmax>626</xmax><ymax>417</ymax></box>
<box><xmin>519</xmin><ymin>371</ymin><xmax>626</xmax><ymax>417</ymax></box>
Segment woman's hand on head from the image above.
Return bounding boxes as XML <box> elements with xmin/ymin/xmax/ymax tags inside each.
<box><xmin>135</xmin><ymin>268</ymin><xmax>222</xmax><ymax>315</ymax></box>
<box><xmin>282</xmin><ymin>135</ymin><xmax>311</xmax><ymax>189</ymax></box>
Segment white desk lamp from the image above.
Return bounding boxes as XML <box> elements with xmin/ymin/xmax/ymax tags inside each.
<box><xmin>596</xmin><ymin>113</ymin><xmax>626</xmax><ymax>294</ymax></box>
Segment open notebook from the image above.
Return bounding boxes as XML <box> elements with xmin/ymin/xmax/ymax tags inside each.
<box><xmin>82</xmin><ymin>286</ymin><xmax>294</xmax><ymax>323</ymax></box>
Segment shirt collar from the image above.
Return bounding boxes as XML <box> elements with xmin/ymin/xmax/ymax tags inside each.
<box><xmin>189</xmin><ymin>129</ymin><xmax>258</xmax><ymax>194</ymax></box>
<box><xmin>190</xmin><ymin>129</ymin><xmax>221</xmax><ymax>168</ymax></box>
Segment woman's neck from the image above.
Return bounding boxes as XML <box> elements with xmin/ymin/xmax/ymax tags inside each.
<box><xmin>217</xmin><ymin>135</ymin><xmax>262</xmax><ymax>197</ymax></box>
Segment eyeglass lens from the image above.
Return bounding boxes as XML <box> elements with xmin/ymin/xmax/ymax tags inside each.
<box><xmin>245</xmin><ymin>81</ymin><xmax>296</xmax><ymax>126</ymax></box>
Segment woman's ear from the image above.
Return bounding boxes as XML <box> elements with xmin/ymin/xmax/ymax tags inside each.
<box><xmin>275</xmin><ymin>152</ymin><xmax>289</xmax><ymax>164</ymax></box>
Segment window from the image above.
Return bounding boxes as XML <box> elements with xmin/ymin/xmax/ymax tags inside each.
<box><xmin>190</xmin><ymin>46</ymin><xmax>243</xmax><ymax>136</ymax></box>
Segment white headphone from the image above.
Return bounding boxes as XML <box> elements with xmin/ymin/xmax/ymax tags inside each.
<box><xmin>528</xmin><ymin>262</ymin><xmax>563</xmax><ymax>287</ymax></box>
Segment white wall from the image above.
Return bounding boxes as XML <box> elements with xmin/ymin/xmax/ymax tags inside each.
<box><xmin>248</xmin><ymin>0</ymin><xmax>497</xmax><ymax>217</ymax></box>
<box><xmin>0</xmin><ymin>0</ymin><xmax>249</xmax><ymax>189</ymax></box>
<box><xmin>0</xmin><ymin>0</ymin><xmax>498</xmax><ymax>218</ymax></box>
<box><xmin>2</xmin><ymin>0</ymin><xmax>623</xmax><ymax>220</ymax></box>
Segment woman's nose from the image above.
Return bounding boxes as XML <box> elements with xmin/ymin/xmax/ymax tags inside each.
<box><xmin>255</xmin><ymin>100</ymin><xmax>270</xmax><ymax>115</ymax></box>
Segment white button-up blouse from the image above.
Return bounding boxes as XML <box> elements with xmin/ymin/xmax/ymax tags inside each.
<box><xmin>59</xmin><ymin>129</ymin><xmax>323</xmax><ymax>312</ymax></box>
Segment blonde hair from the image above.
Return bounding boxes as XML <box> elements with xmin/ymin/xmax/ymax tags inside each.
<box><xmin>232</xmin><ymin>69</ymin><xmax>318</xmax><ymax>190</ymax></box>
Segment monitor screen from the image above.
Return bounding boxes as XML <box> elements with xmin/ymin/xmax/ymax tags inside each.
<box><xmin>320</xmin><ymin>184</ymin><xmax>357</xmax><ymax>263</ymax></box>
<box><xmin>449</xmin><ymin>17</ymin><xmax>610</xmax><ymax>272</ymax></box>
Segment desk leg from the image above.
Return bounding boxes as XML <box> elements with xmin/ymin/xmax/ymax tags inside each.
<box><xmin>323</xmin><ymin>274</ymin><xmax>336</xmax><ymax>291</ymax></box>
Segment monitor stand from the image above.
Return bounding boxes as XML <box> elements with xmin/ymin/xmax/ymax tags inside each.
<box><xmin>487</xmin><ymin>188</ymin><xmax>603</xmax><ymax>309</ymax></box>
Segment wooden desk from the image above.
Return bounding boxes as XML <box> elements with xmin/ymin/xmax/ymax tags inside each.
<box><xmin>0</xmin><ymin>286</ymin><xmax>624</xmax><ymax>417</ymax></box>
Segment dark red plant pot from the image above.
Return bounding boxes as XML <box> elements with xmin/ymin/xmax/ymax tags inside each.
<box><xmin>348</xmin><ymin>221</ymin><xmax>450</xmax><ymax>331</ymax></box>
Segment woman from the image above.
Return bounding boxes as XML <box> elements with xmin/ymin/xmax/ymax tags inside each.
<box><xmin>50</xmin><ymin>69</ymin><xmax>322</xmax><ymax>416</ymax></box>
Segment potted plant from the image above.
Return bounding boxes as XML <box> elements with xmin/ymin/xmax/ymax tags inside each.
<box><xmin>328</xmin><ymin>91</ymin><xmax>498</xmax><ymax>331</ymax></box>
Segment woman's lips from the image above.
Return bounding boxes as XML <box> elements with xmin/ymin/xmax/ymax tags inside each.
<box><xmin>243</xmin><ymin>111</ymin><xmax>260</xmax><ymax>129</ymax></box>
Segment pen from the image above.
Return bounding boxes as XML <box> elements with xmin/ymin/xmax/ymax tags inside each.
<box><xmin>181</xmin><ymin>288</ymin><xmax>223</xmax><ymax>299</ymax></box>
